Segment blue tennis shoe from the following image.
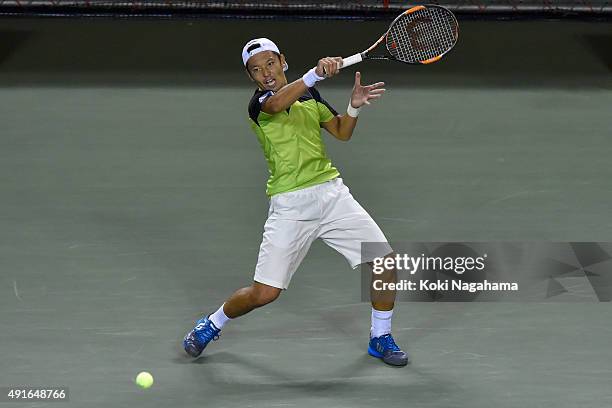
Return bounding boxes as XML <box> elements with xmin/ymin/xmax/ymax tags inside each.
<box><xmin>368</xmin><ymin>333</ymin><xmax>409</xmax><ymax>366</ymax></box>
<box><xmin>183</xmin><ymin>316</ymin><xmax>221</xmax><ymax>357</ymax></box>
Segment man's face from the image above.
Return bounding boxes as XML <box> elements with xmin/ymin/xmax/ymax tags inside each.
<box><xmin>246</xmin><ymin>51</ymin><xmax>287</xmax><ymax>92</ymax></box>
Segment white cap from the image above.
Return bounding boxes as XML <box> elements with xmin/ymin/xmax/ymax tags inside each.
<box><xmin>242</xmin><ymin>38</ymin><xmax>287</xmax><ymax>71</ymax></box>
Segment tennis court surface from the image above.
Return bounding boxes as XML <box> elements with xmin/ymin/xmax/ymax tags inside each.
<box><xmin>1</xmin><ymin>1</ymin><xmax>611</xmax><ymax>407</ymax></box>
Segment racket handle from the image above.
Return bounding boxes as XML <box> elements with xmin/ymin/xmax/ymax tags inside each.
<box><xmin>341</xmin><ymin>53</ymin><xmax>363</xmax><ymax>69</ymax></box>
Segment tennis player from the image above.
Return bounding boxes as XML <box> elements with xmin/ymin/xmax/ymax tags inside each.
<box><xmin>183</xmin><ymin>38</ymin><xmax>408</xmax><ymax>366</ymax></box>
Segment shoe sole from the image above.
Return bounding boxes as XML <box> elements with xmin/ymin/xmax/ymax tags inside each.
<box><xmin>368</xmin><ymin>346</ymin><xmax>409</xmax><ymax>366</ymax></box>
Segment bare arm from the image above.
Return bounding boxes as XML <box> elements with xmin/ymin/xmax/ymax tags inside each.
<box><xmin>321</xmin><ymin>115</ymin><xmax>358</xmax><ymax>142</ymax></box>
<box><xmin>321</xmin><ymin>72</ymin><xmax>385</xmax><ymax>142</ymax></box>
<box><xmin>261</xmin><ymin>57</ymin><xmax>343</xmax><ymax>115</ymax></box>
<box><xmin>260</xmin><ymin>79</ymin><xmax>309</xmax><ymax>115</ymax></box>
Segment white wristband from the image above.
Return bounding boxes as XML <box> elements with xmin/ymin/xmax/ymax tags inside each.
<box><xmin>347</xmin><ymin>101</ymin><xmax>362</xmax><ymax>118</ymax></box>
<box><xmin>302</xmin><ymin>67</ymin><xmax>325</xmax><ymax>88</ymax></box>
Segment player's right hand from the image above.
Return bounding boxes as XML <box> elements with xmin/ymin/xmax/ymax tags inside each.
<box><xmin>316</xmin><ymin>57</ymin><xmax>343</xmax><ymax>78</ymax></box>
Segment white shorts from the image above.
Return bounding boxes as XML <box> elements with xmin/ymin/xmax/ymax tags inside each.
<box><xmin>254</xmin><ymin>178</ymin><xmax>393</xmax><ymax>289</ymax></box>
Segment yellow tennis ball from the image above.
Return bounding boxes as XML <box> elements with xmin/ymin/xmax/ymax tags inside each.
<box><xmin>135</xmin><ymin>371</ymin><xmax>154</xmax><ymax>389</ymax></box>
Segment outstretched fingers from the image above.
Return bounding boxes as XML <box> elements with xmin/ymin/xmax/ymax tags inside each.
<box><xmin>365</xmin><ymin>88</ymin><xmax>385</xmax><ymax>104</ymax></box>
<box><xmin>364</xmin><ymin>81</ymin><xmax>385</xmax><ymax>90</ymax></box>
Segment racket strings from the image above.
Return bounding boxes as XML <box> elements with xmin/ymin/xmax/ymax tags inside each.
<box><xmin>386</xmin><ymin>7</ymin><xmax>458</xmax><ymax>63</ymax></box>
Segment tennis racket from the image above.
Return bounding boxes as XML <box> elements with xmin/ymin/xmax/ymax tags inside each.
<box><xmin>340</xmin><ymin>5</ymin><xmax>459</xmax><ymax>68</ymax></box>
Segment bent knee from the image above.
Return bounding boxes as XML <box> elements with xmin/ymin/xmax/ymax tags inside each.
<box><xmin>252</xmin><ymin>283</ymin><xmax>281</xmax><ymax>307</ymax></box>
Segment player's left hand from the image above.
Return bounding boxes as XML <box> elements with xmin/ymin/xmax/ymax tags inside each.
<box><xmin>350</xmin><ymin>72</ymin><xmax>385</xmax><ymax>108</ymax></box>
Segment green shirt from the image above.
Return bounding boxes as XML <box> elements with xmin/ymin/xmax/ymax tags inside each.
<box><xmin>248</xmin><ymin>87</ymin><xmax>340</xmax><ymax>196</ymax></box>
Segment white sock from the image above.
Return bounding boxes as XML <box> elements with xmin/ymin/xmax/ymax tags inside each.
<box><xmin>209</xmin><ymin>303</ymin><xmax>231</xmax><ymax>330</ymax></box>
<box><xmin>371</xmin><ymin>308</ymin><xmax>393</xmax><ymax>338</ymax></box>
